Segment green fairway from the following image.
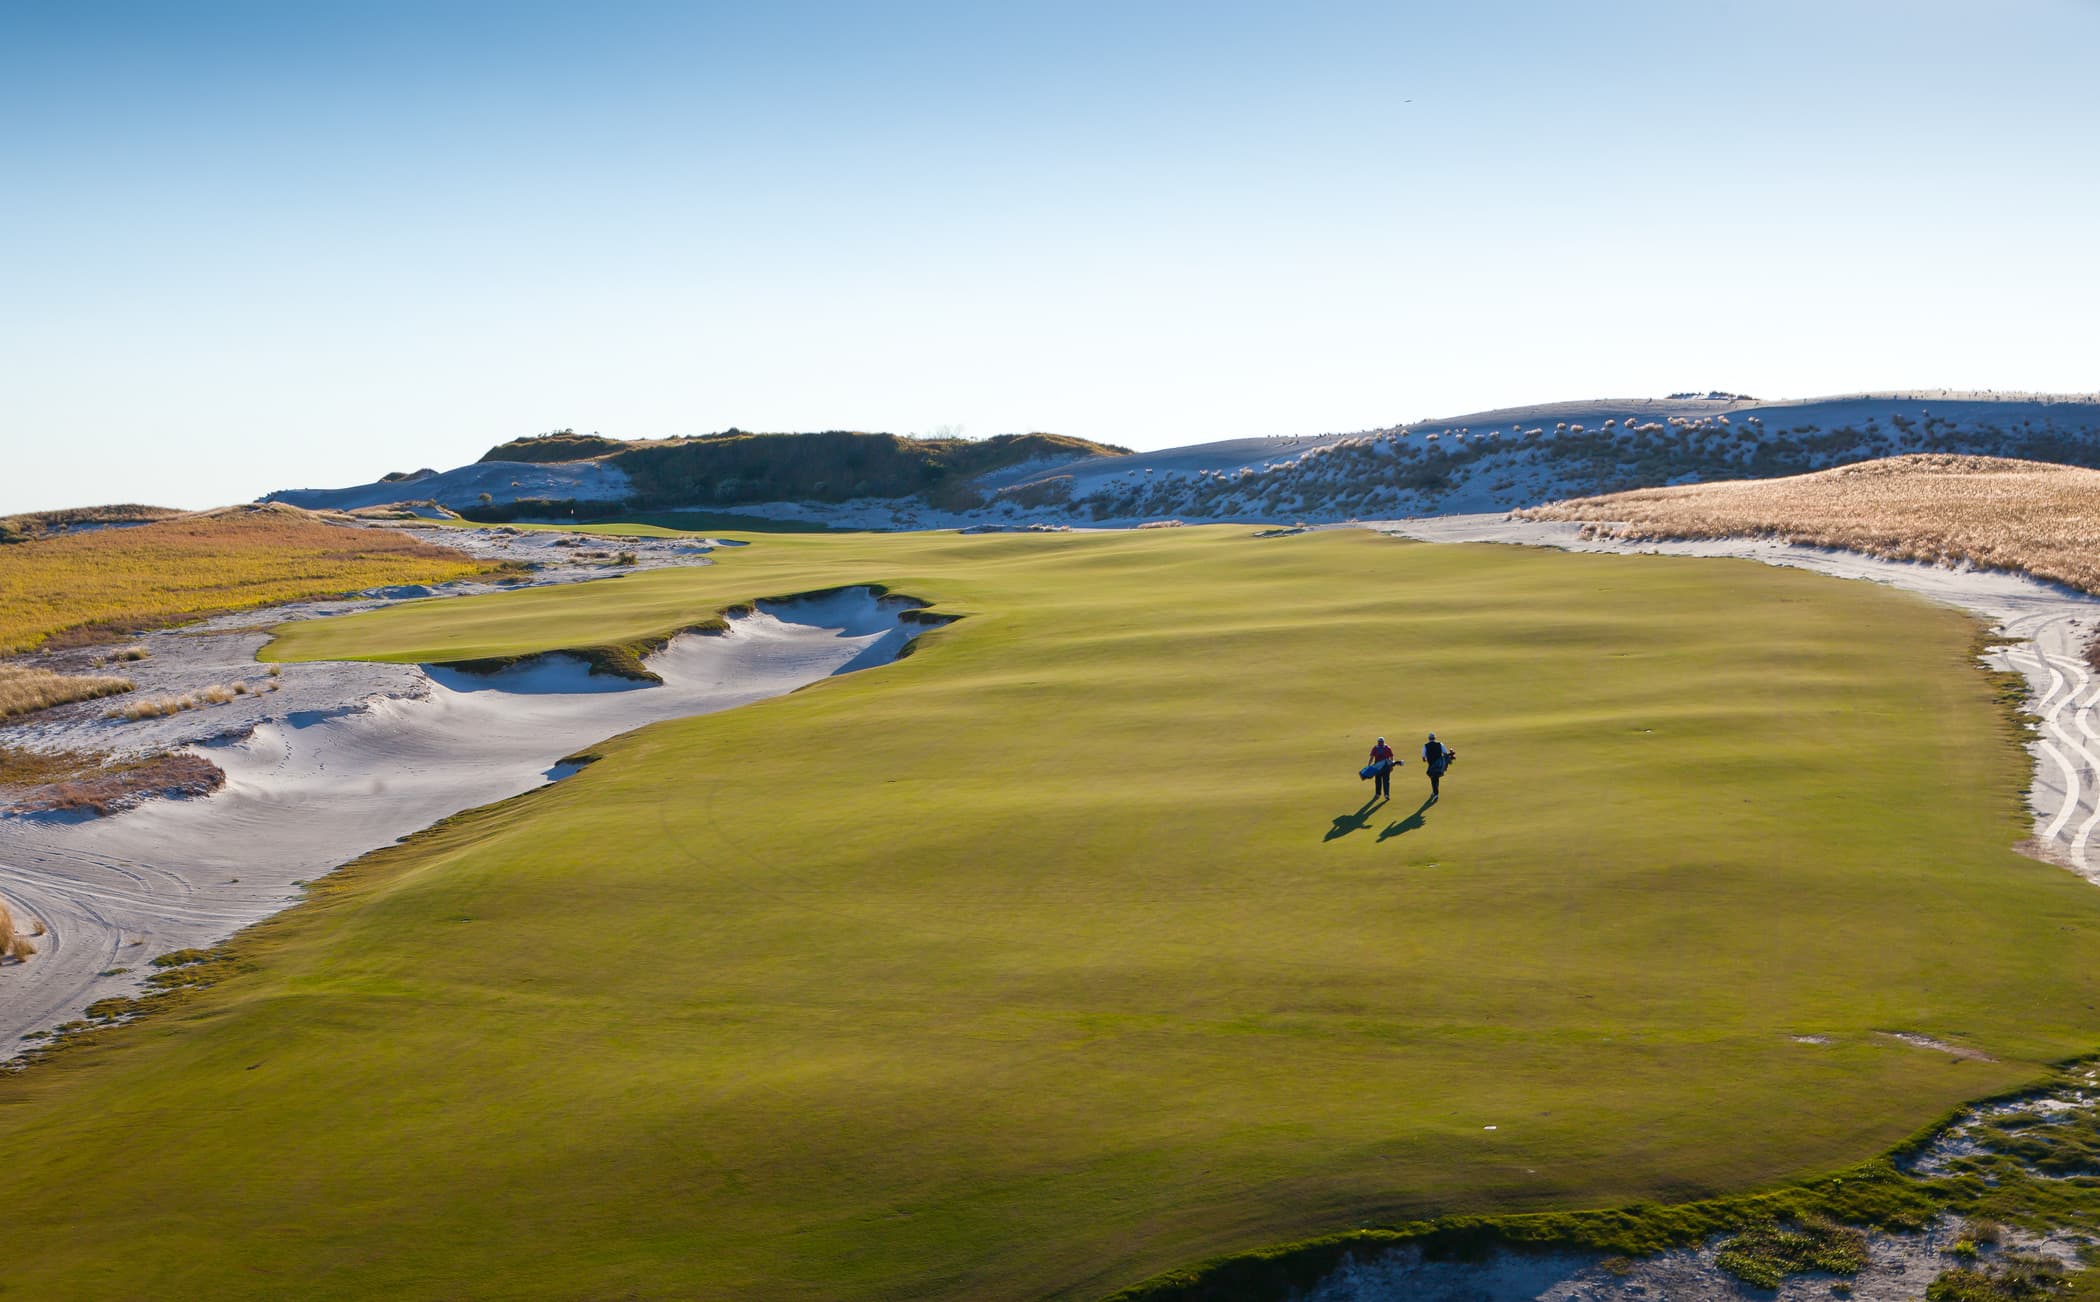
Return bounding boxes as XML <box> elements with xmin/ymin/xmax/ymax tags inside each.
<box><xmin>8</xmin><ymin>527</ymin><xmax>2100</xmax><ymax>1299</ymax></box>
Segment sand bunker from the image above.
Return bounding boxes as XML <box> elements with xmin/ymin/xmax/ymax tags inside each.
<box><xmin>1374</xmin><ymin>514</ymin><xmax>2100</xmax><ymax>883</ymax></box>
<box><xmin>0</xmin><ymin>588</ymin><xmax>943</xmax><ymax>1054</ymax></box>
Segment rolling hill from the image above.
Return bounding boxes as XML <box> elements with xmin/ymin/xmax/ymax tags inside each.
<box><xmin>263</xmin><ymin>392</ymin><xmax>2100</xmax><ymax>528</ymax></box>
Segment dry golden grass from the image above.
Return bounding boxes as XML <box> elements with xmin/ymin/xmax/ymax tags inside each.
<box><xmin>0</xmin><ymin>664</ymin><xmax>134</xmax><ymax>719</ymax></box>
<box><xmin>0</xmin><ymin>893</ymin><xmax>40</xmax><ymax>964</ymax></box>
<box><xmin>0</xmin><ymin>504</ymin><xmax>181</xmax><ymax>545</ymax></box>
<box><xmin>0</xmin><ymin>745</ymin><xmax>224</xmax><ymax>816</ymax></box>
<box><xmin>104</xmin><ymin>681</ymin><xmax>265</xmax><ymax>721</ymax></box>
<box><xmin>1521</xmin><ymin>455</ymin><xmax>2100</xmax><ymax>594</ymax></box>
<box><xmin>0</xmin><ymin>503</ymin><xmax>484</xmax><ymax>654</ymax></box>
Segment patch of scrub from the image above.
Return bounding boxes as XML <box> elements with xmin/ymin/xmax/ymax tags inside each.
<box><xmin>1907</xmin><ymin>1067</ymin><xmax>2100</xmax><ymax>1179</ymax></box>
<box><xmin>0</xmin><ymin>586</ymin><xmax>947</xmax><ymax>1056</ymax></box>
<box><xmin>1298</xmin><ymin>1217</ymin><xmax>2089</xmax><ymax>1302</ymax></box>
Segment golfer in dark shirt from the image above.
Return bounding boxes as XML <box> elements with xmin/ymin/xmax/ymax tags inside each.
<box><xmin>1421</xmin><ymin>733</ymin><xmax>1455</xmax><ymax>801</ymax></box>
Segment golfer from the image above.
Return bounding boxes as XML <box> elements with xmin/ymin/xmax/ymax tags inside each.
<box><xmin>1367</xmin><ymin>736</ymin><xmax>1396</xmax><ymax>801</ymax></box>
<box><xmin>1421</xmin><ymin>733</ymin><xmax>1456</xmax><ymax>802</ymax></box>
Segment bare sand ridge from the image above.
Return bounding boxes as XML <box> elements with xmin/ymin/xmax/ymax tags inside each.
<box><xmin>1372</xmin><ymin>515</ymin><xmax>2100</xmax><ymax>882</ymax></box>
<box><xmin>0</xmin><ymin>587</ymin><xmax>940</xmax><ymax>1055</ymax></box>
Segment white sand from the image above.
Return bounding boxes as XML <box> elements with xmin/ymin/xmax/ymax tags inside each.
<box><xmin>1370</xmin><ymin>515</ymin><xmax>2100</xmax><ymax>883</ymax></box>
<box><xmin>0</xmin><ymin>588</ymin><xmax>942</xmax><ymax>1054</ymax></box>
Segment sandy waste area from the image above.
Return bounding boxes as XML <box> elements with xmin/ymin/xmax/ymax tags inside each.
<box><xmin>0</xmin><ymin>527</ymin><xmax>940</xmax><ymax>1056</ymax></box>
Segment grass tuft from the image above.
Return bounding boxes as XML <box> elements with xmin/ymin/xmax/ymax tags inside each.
<box><xmin>0</xmin><ymin>895</ymin><xmax>36</xmax><ymax>963</ymax></box>
<box><xmin>0</xmin><ymin>663</ymin><xmax>134</xmax><ymax>718</ymax></box>
<box><xmin>1928</xmin><ymin>1256</ymin><xmax>2069</xmax><ymax>1300</ymax></box>
<box><xmin>1714</xmin><ymin>1216</ymin><xmax>1870</xmax><ymax>1288</ymax></box>
<box><xmin>105</xmin><ymin>684</ymin><xmax>244</xmax><ymax>720</ymax></box>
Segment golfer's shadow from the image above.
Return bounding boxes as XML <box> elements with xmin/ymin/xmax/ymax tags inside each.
<box><xmin>1324</xmin><ymin>796</ymin><xmax>1386</xmax><ymax>841</ymax></box>
<box><xmin>1378</xmin><ymin>797</ymin><xmax>1434</xmax><ymax>841</ymax></box>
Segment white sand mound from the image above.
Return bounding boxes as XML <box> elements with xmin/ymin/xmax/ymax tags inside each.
<box><xmin>0</xmin><ymin>588</ymin><xmax>942</xmax><ymax>1055</ymax></box>
<box><xmin>268</xmin><ymin>459</ymin><xmax>633</xmax><ymax>511</ymax></box>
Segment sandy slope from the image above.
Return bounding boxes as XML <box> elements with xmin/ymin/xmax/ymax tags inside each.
<box><xmin>269</xmin><ymin>457</ymin><xmax>634</xmax><ymax>511</ymax></box>
<box><xmin>1373</xmin><ymin>515</ymin><xmax>2100</xmax><ymax>882</ymax></box>
<box><xmin>0</xmin><ymin>589</ymin><xmax>939</xmax><ymax>1055</ymax></box>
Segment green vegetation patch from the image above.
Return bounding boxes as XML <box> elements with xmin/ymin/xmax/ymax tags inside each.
<box><xmin>1929</xmin><ymin>1257</ymin><xmax>2074</xmax><ymax>1301</ymax></box>
<box><xmin>1968</xmin><ymin>1107</ymin><xmax>2100</xmax><ymax>1178</ymax></box>
<box><xmin>1714</xmin><ymin>1215</ymin><xmax>1869</xmax><ymax>1287</ymax></box>
<box><xmin>8</xmin><ymin>528</ymin><xmax>2100</xmax><ymax>1300</ymax></box>
<box><xmin>478</xmin><ymin>430</ymin><xmax>629</xmax><ymax>462</ymax></box>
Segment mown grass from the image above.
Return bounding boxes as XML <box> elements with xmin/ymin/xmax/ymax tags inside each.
<box><xmin>10</xmin><ymin>527</ymin><xmax>2100</xmax><ymax>1300</ymax></box>
<box><xmin>0</xmin><ymin>503</ymin><xmax>486</xmax><ymax>653</ymax></box>
<box><xmin>1522</xmin><ymin>453</ymin><xmax>2100</xmax><ymax>594</ymax></box>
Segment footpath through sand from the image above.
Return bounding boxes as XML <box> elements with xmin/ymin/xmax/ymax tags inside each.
<box><xmin>1374</xmin><ymin>514</ymin><xmax>2100</xmax><ymax>884</ymax></box>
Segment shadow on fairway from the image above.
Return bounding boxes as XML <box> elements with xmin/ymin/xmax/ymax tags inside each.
<box><xmin>1378</xmin><ymin>797</ymin><xmax>1435</xmax><ymax>840</ymax></box>
<box><xmin>1325</xmin><ymin>796</ymin><xmax>1386</xmax><ymax>841</ymax></box>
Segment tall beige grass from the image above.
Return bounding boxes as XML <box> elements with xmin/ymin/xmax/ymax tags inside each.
<box><xmin>1519</xmin><ymin>455</ymin><xmax>2100</xmax><ymax>595</ymax></box>
<box><xmin>1</xmin><ymin>893</ymin><xmax>39</xmax><ymax>963</ymax></box>
<box><xmin>0</xmin><ymin>663</ymin><xmax>134</xmax><ymax>719</ymax></box>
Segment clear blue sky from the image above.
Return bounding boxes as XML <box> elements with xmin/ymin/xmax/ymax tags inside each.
<box><xmin>5</xmin><ymin>0</ymin><xmax>2097</xmax><ymax>512</ymax></box>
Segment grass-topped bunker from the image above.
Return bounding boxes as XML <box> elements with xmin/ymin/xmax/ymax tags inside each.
<box><xmin>5</xmin><ymin>526</ymin><xmax>2100</xmax><ymax>1299</ymax></box>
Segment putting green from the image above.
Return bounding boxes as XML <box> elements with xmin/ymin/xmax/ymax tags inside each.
<box><xmin>7</xmin><ymin>526</ymin><xmax>2100</xmax><ymax>1300</ymax></box>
